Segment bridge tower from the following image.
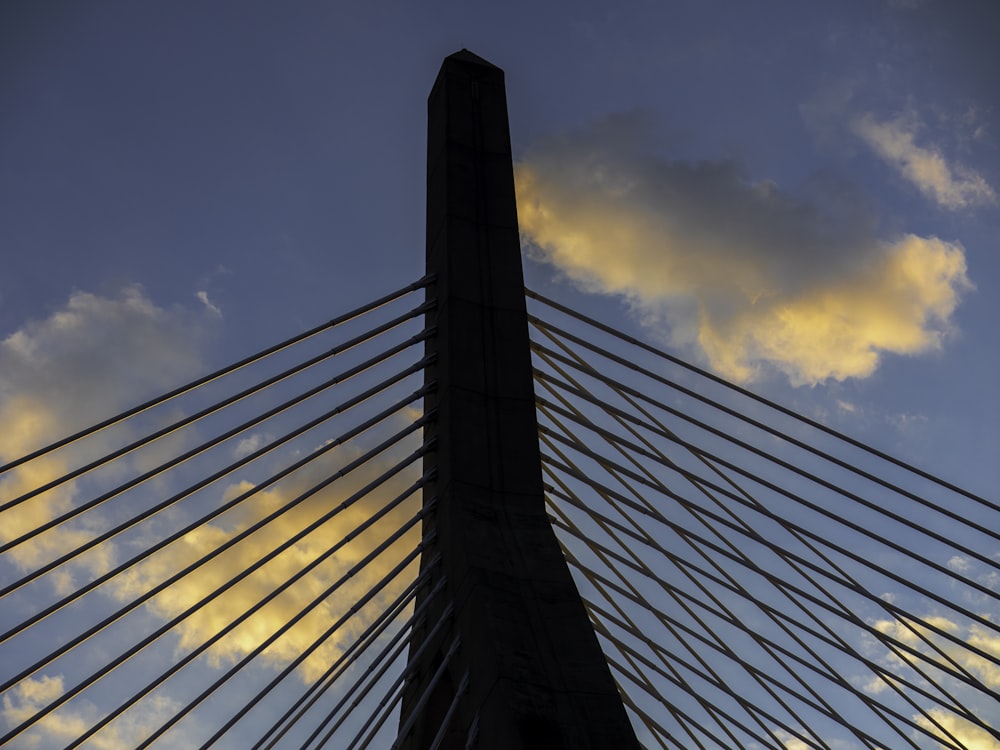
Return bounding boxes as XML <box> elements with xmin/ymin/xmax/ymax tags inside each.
<box><xmin>396</xmin><ymin>50</ymin><xmax>640</xmax><ymax>749</ymax></box>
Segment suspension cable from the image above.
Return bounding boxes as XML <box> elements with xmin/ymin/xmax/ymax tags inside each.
<box><xmin>2</xmin><ymin>333</ymin><xmax>431</xmax><ymax>557</ymax></box>
<box><xmin>0</xmin><ymin>275</ymin><xmax>432</xmax><ymax>476</ymax></box>
<box><xmin>526</xmin><ymin>287</ymin><xmax>994</xmax><ymax>510</ymax></box>
<box><xmin>532</xmin><ymin>334</ymin><xmax>981</xmax><ymax>702</ymax></box>
<box><xmin>530</xmin><ymin>333</ymin><xmax>1000</xmax><ymax>554</ymax></box>
<box><xmin>1</xmin><ymin>379</ymin><xmax>434</xmax><ymax>640</ymax></box>
<box><xmin>560</xmin><ymin>536</ymin><xmax>823</xmax><ymax>749</ymax></box>
<box><xmin>536</xmin><ymin>377</ymin><xmax>934</xmax><ymax>731</ymax></box>
<box><xmin>197</xmin><ymin>501</ymin><xmax>437</xmax><ymax>747</ymax></box>
<box><xmin>307</xmin><ymin>602</ymin><xmax>455</xmax><ymax>750</ymax></box>
<box><xmin>251</xmin><ymin>562</ymin><xmax>444</xmax><ymax>750</ymax></box>
<box><xmin>543</xmin><ymin>446</ymin><xmax>1000</xmax><ymax>692</ymax></box>
<box><xmin>129</xmin><ymin>520</ymin><xmax>433</xmax><ymax>750</ymax></box>
<box><xmin>539</xmin><ymin>417</ymin><xmax>1000</xmax><ymax>645</ymax></box>
<box><xmin>565</xmin><ymin>516</ymin><xmax>960</xmax><ymax>748</ymax></box>
<box><xmin>559</xmin><ymin>526</ymin><xmax>953</xmax><ymax>750</ymax></box>
<box><xmin>0</xmin><ymin>424</ymin><xmax>431</xmax><ymax>743</ymax></box>
<box><xmin>548</xmin><ymin>492</ymin><xmax>818</xmax><ymax>749</ymax></box>
<box><xmin>425</xmin><ymin>670</ymin><xmax>469</xmax><ymax>750</ymax></box>
<box><xmin>538</xmin><ymin>413</ymin><xmax>996</xmax><ymax>667</ymax></box>
<box><xmin>390</xmin><ymin>634</ymin><xmax>462</xmax><ymax>750</ymax></box>
<box><xmin>551</xmin><ymin>489</ymin><xmax>852</xmax><ymax>750</ymax></box>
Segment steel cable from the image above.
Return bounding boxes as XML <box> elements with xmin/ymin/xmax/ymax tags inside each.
<box><xmin>539</xmin><ymin>418</ymin><xmax>1000</xmax><ymax>649</ymax></box>
<box><xmin>543</xmin><ymin>448</ymin><xmax>999</xmax><ymax>702</ymax></box>
<box><xmin>526</xmin><ymin>287</ymin><xmax>995</xmax><ymax>512</ymax></box>
<box><xmin>532</xmin><ymin>336</ymin><xmax>981</xmax><ymax>702</ymax></box>
<box><xmin>531</xmin><ymin>334</ymin><xmax>1000</xmax><ymax>562</ymax></box>
<box><xmin>550</xmin><ymin>485</ymin><xmax>849</xmax><ymax>750</ymax></box>
<box><xmin>2</xmin><ymin>333</ymin><xmax>431</xmax><ymax>571</ymax></box>
<box><xmin>1</xmin><ymin>377</ymin><xmax>434</xmax><ymax>641</ymax></box>
<box><xmin>559</xmin><ymin>524</ymin><xmax>953</xmax><ymax>750</ymax></box>
<box><xmin>0</xmin><ymin>275</ymin><xmax>432</xmax><ymax>477</ymax></box>
<box><xmin>536</xmin><ymin>385</ymin><xmax>911</xmax><ymax>747</ymax></box>
<box><xmin>306</xmin><ymin>603</ymin><xmax>455</xmax><ymax>750</ymax></box>
<box><xmin>130</xmin><ymin>521</ymin><xmax>434</xmax><ymax>750</ymax></box>
<box><xmin>251</xmin><ymin>563</ymin><xmax>445</xmax><ymax>750</ymax></box>
<box><xmin>0</xmin><ymin>422</ymin><xmax>431</xmax><ymax>745</ymax></box>
<box><xmin>196</xmin><ymin>502</ymin><xmax>437</xmax><ymax>747</ymax></box>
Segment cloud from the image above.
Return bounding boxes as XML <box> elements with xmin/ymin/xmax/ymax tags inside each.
<box><xmin>109</xmin><ymin>434</ymin><xmax>422</xmax><ymax>683</ymax></box>
<box><xmin>916</xmin><ymin>709</ymin><xmax>1000</xmax><ymax>750</ymax></box>
<box><xmin>0</xmin><ymin>286</ymin><xmax>211</xmax><ymax>574</ymax></box>
<box><xmin>948</xmin><ymin>556</ymin><xmax>973</xmax><ymax>574</ymax></box>
<box><xmin>196</xmin><ymin>290</ymin><xmax>222</xmax><ymax>317</ymax></box>
<box><xmin>774</xmin><ymin>729</ymin><xmax>856</xmax><ymax>750</ymax></box>
<box><xmin>1</xmin><ymin>674</ymin><xmax>188</xmax><ymax>749</ymax></box>
<box><xmin>775</xmin><ymin>730</ymin><xmax>810</xmax><ymax>749</ymax></box>
<box><xmin>515</xmin><ymin>118</ymin><xmax>973</xmax><ymax>384</ymax></box>
<box><xmin>852</xmin><ymin>113</ymin><xmax>997</xmax><ymax>209</ymax></box>
<box><xmin>869</xmin><ymin>614</ymin><xmax>1000</xmax><ymax>748</ymax></box>
<box><xmin>0</xmin><ymin>285</ymin><xmax>424</xmax><ymax>690</ymax></box>
<box><xmin>233</xmin><ymin>432</ymin><xmax>266</xmax><ymax>459</ymax></box>
<box><xmin>873</xmin><ymin>615</ymin><xmax>1000</xmax><ymax>690</ymax></box>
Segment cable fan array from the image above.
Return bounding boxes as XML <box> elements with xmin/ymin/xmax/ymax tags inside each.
<box><xmin>527</xmin><ymin>289</ymin><xmax>1000</xmax><ymax>750</ymax></box>
<box><xmin>0</xmin><ymin>277</ymin><xmax>440</xmax><ymax>749</ymax></box>
<box><xmin>2</xmin><ymin>275</ymin><xmax>997</xmax><ymax>749</ymax></box>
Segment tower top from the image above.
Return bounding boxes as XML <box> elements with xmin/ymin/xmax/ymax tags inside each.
<box><xmin>443</xmin><ymin>48</ymin><xmax>500</xmax><ymax>69</ymax></box>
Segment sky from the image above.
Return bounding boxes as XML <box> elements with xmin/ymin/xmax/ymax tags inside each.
<box><xmin>2</xmin><ymin>1</ymin><xmax>999</xmax><ymax>747</ymax></box>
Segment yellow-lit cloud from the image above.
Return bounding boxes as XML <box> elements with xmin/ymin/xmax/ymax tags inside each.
<box><xmin>0</xmin><ymin>289</ymin><xmax>219</xmax><ymax>744</ymax></box>
<box><xmin>1</xmin><ymin>674</ymin><xmax>187</xmax><ymax>749</ymax></box>
<box><xmin>515</xmin><ymin>119</ymin><xmax>972</xmax><ymax>384</ymax></box>
<box><xmin>916</xmin><ymin>708</ymin><xmax>1000</xmax><ymax>750</ymax></box>
<box><xmin>0</xmin><ymin>287</ymin><xmax>210</xmax><ymax>574</ymax></box>
<box><xmin>775</xmin><ymin>729</ymin><xmax>859</xmax><ymax>749</ymax></box>
<box><xmin>869</xmin><ymin>614</ymin><xmax>1000</xmax><ymax>748</ymax></box>
<box><xmin>109</xmin><ymin>437</ymin><xmax>423</xmax><ymax>683</ymax></box>
<box><xmin>874</xmin><ymin>615</ymin><xmax>1000</xmax><ymax>691</ymax></box>
<box><xmin>0</xmin><ymin>285</ymin><xmax>423</xmax><ymax>697</ymax></box>
<box><xmin>853</xmin><ymin>113</ymin><xmax>997</xmax><ymax>210</ymax></box>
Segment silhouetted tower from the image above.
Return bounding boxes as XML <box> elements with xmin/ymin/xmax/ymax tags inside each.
<box><xmin>397</xmin><ymin>50</ymin><xmax>640</xmax><ymax>749</ymax></box>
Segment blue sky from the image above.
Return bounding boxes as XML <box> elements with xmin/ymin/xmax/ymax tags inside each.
<box><xmin>2</xmin><ymin>1</ymin><xmax>998</xmax><ymax>746</ymax></box>
<box><xmin>2</xmin><ymin>0</ymin><xmax>997</xmax><ymax>487</ymax></box>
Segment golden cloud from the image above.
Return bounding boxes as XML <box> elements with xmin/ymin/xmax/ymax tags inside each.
<box><xmin>109</xmin><ymin>438</ymin><xmax>423</xmax><ymax>683</ymax></box>
<box><xmin>874</xmin><ymin>615</ymin><xmax>1000</xmax><ymax>691</ymax></box>
<box><xmin>0</xmin><ymin>288</ymin><xmax>221</xmax><ymax>745</ymax></box>
<box><xmin>0</xmin><ymin>287</ymin><xmax>210</xmax><ymax>574</ymax></box>
<box><xmin>1</xmin><ymin>285</ymin><xmax>424</xmax><ymax>703</ymax></box>
<box><xmin>515</xmin><ymin>121</ymin><xmax>972</xmax><ymax>384</ymax></box>
<box><xmin>1</xmin><ymin>674</ymin><xmax>187</xmax><ymax>749</ymax></box>
<box><xmin>870</xmin><ymin>614</ymin><xmax>1000</xmax><ymax>748</ymax></box>
<box><xmin>916</xmin><ymin>708</ymin><xmax>1000</xmax><ymax>750</ymax></box>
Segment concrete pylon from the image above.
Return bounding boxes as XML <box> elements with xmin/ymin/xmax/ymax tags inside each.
<box><xmin>396</xmin><ymin>49</ymin><xmax>640</xmax><ymax>750</ymax></box>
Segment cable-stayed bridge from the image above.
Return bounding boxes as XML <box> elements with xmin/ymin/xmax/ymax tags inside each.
<box><xmin>1</xmin><ymin>51</ymin><xmax>998</xmax><ymax>749</ymax></box>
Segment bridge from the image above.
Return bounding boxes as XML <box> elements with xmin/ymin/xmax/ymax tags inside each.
<box><xmin>1</xmin><ymin>51</ymin><xmax>998</xmax><ymax>749</ymax></box>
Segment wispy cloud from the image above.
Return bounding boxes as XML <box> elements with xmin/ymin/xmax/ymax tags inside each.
<box><xmin>196</xmin><ymin>290</ymin><xmax>222</xmax><ymax>317</ymax></box>
<box><xmin>852</xmin><ymin>113</ymin><xmax>997</xmax><ymax>210</ymax></box>
<box><xmin>233</xmin><ymin>431</ymin><xmax>266</xmax><ymax>459</ymax></box>
<box><xmin>515</xmin><ymin>117</ymin><xmax>972</xmax><ymax>384</ymax></box>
